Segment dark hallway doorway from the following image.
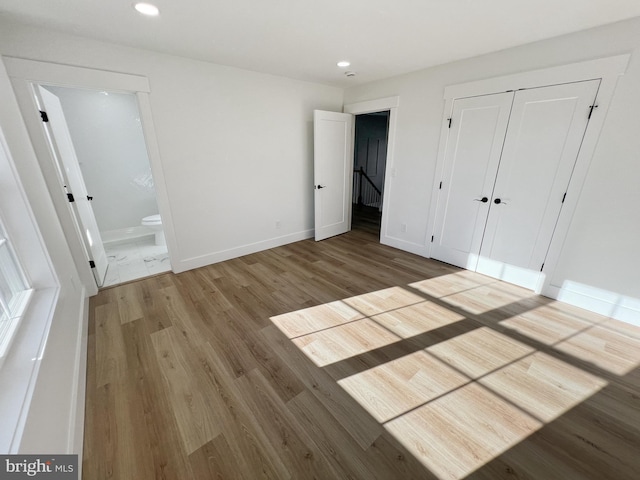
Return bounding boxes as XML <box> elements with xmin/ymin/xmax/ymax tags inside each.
<box><xmin>351</xmin><ymin>111</ymin><xmax>389</xmax><ymax>236</ymax></box>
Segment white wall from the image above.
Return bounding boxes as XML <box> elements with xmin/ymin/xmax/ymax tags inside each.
<box><xmin>0</xmin><ymin>19</ymin><xmax>343</xmax><ymax>273</ymax></box>
<box><xmin>45</xmin><ymin>86</ymin><xmax>159</xmax><ymax>233</ymax></box>
<box><xmin>345</xmin><ymin>17</ymin><xmax>640</xmax><ymax>321</ymax></box>
<box><xmin>0</xmin><ymin>16</ymin><xmax>342</xmax><ymax>458</ymax></box>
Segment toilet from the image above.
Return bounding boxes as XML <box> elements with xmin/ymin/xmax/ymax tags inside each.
<box><xmin>141</xmin><ymin>214</ymin><xmax>165</xmax><ymax>246</ymax></box>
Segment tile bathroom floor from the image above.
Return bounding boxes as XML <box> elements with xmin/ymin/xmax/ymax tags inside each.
<box><xmin>103</xmin><ymin>236</ymin><xmax>171</xmax><ymax>287</ymax></box>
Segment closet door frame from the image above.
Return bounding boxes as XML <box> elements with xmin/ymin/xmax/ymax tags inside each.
<box><xmin>427</xmin><ymin>54</ymin><xmax>630</xmax><ymax>296</ymax></box>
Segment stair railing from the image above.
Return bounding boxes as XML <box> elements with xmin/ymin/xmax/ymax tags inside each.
<box><xmin>353</xmin><ymin>167</ymin><xmax>382</xmax><ymax>208</ymax></box>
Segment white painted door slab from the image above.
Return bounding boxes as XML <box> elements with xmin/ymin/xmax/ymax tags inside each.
<box><xmin>314</xmin><ymin>110</ymin><xmax>354</xmax><ymax>241</ymax></box>
<box><xmin>38</xmin><ymin>86</ymin><xmax>109</xmax><ymax>287</ymax></box>
<box><xmin>431</xmin><ymin>92</ymin><xmax>514</xmax><ymax>269</ymax></box>
<box><xmin>477</xmin><ymin>80</ymin><xmax>600</xmax><ymax>289</ymax></box>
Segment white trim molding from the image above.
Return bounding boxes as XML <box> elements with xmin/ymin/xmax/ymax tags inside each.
<box><xmin>2</xmin><ymin>56</ymin><xmax>150</xmax><ymax>93</ymax></box>
<box><xmin>442</xmin><ymin>54</ymin><xmax>630</xmax><ymax>99</ymax></box>
<box><xmin>548</xmin><ymin>281</ymin><xmax>640</xmax><ymax>326</ymax></box>
<box><xmin>4</xmin><ymin>57</ymin><xmax>175</xmax><ymax>293</ymax></box>
<box><xmin>176</xmin><ymin>229</ymin><xmax>314</xmax><ymax>273</ymax></box>
<box><xmin>343</xmin><ymin>96</ymin><xmax>402</xmax><ymax>251</ymax></box>
<box><xmin>344</xmin><ymin>95</ymin><xmax>399</xmax><ymax>114</ymax></box>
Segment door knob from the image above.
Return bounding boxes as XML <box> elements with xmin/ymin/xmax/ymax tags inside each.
<box><xmin>316</xmin><ymin>185</ymin><xmax>326</xmax><ymax>189</ymax></box>
<box><xmin>494</xmin><ymin>198</ymin><xmax>507</xmax><ymax>205</ymax></box>
<box><xmin>474</xmin><ymin>197</ymin><xmax>489</xmax><ymax>203</ymax></box>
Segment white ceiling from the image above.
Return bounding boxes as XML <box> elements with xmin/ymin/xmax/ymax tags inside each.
<box><xmin>1</xmin><ymin>0</ymin><xmax>640</xmax><ymax>87</ymax></box>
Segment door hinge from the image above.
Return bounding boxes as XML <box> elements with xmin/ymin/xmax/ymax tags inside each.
<box><xmin>39</xmin><ymin>110</ymin><xmax>49</xmax><ymax>122</ymax></box>
<box><xmin>89</xmin><ymin>260</ymin><xmax>96</xmax><ymax>268</ymax></box>
<box><xmin>439</xmin><ymin>181</ymin><xmax>442</xmax><ymax>189</ymax></box>
<box><xmin>447</xmin><ymin>118</ymin><xmax>452</xmax><ymax>128</ymax></box>
<box><xmin>562</xmin><ymin>192</ymin><xmax>567</xmax><ymax>203</ymax></box>
<box><xmin>540</xmin><ymin>263</ymin><xmax>544</xmax><ymax>272</ymax></box>
<box><xmin>588</xmin><ymin>104</ymin><xmax>598</xmax><ymax>119</ymax></box>
<box><xmin>67</xmin><ymin>193</ymin><xmax>75</xmax><ymax>203</ymax></box>
<box><xmin>431</xmin><ymin>235</ymin><xmax>434</xmax><ymax>243</ymax></box>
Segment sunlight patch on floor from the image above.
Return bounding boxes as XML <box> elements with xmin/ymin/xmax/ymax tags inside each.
<box><xmin>368</xmin><ymin>301</ymin><xmax>465</xmax><ymax>339</ymax></box>
<box><xmin>273</xmin><ymin>285</ymin><xmax>461</xmax><ymax>367</ymax></box>
<box><xmin>385</xmin><ymin>382</ymin><xmax>543</xmax><ymax>480</ymax></box>
<box><xmin>337</xmin><ymin>350</ymin><xmax>469</xmax><ymax>423</ymax></box>
<box><xmin>479</xmin><ymin>351</ymin><xmax>607</xmax><ymax>422</ymax></box>
<box><xmin>271</xmin><ymin>300</ymin><xmax>364</xmax><ymax>339</ymax></box>
<box><xmin>291</xmin><ymin>318</ymin><xmax>400</xmax><ymax>367</ymax></box>
<box><xmin>409</xmin><ymin>270</ymin><xmax>496</xmax><ymax>298</ymax></box>
<box><xmin>269</xmin><ymin>275</ymin><xmax>619</xmax><ymax>479</ymax></box>
<box><xmin>555</xmin><ymin>325</ymin><xmax>640</xmax><ymax>376</ymax></box>
<box><xmin>440</xmin><ymin>282</ymin><xmax>539</xmax><ymax>316</ymax></box>
<box><xmin>341</xmin><ymin>286</ymin><xmax>426</xmax><ymax>316</ymax></box>
<box><xmin>427</xmin><ymin>327</ymin><xmax>534</xmax><ymax>379</ymax></box>
<box><xmin>499</xmin><ymin>302</ymin><xmax>595</xmax><ymax>345</ymax></box>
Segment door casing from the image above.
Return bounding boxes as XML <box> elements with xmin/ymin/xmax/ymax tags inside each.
<box><xmin>344</xmin><ymin>96</ymin><xmax>400</xmax><ymax>248</ymax></box>
<box><xmin>4</xmin><ymin>57</ymin><xmax>173</xmax><ymax>295</ymax></box>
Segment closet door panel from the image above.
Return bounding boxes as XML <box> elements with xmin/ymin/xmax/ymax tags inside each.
<box><xmin>477</xmin><ymin>80</ymin><xmax>600</xmax><ymax>288</ymax></box>
<box><xmin>431</xmin><ymin>92</ymin><xmax>513</xmax><ymax>269</ymax></box>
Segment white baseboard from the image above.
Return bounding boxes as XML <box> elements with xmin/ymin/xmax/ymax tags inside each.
<box><xmin>174</xmin><ymin>229</ymin><xmax>315</xmax><ymax>273</ymax></box>
<box><xmin>101</xmin><ymin>225</ymin><xmax>154</xmax><ymax>246</ymax></box>
<box><xmin>380</xmin><ymin>234</ymin><xmax>428</xmax><ymax>257</ymax></box>
<box><xmin>545</xmin><ymin>281</ymin><xmax>640</xmax><ymax>326</ymax></box>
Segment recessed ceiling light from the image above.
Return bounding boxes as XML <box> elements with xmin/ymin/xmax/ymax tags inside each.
<box><xmin>134</xmin><ymin>2</ymin><xmax>160</xmax><ymax>16</ymax></box>
<box><xmin>337</xmin><ymin>61</ymin><xmax>351</xmax><ymax>68</ymax></box>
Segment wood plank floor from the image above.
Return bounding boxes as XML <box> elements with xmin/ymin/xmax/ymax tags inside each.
<box><xmin>83</xmin><ymin>228</ymin><xmax>640</xmax><ymax>479</ymax></box>
<box><xmin>351</xmin><ymin>204</ymin><xmax>381</xmax><ymax>236</ymax></box>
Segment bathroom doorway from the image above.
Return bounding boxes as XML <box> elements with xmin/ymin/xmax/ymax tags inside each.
<box><xmin>38</xmin><ymin>85</ymin><xmax>170</xmax><ymax>287</ymax></box>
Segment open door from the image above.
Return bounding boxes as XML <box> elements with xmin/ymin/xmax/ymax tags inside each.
<box><xmin>37</xmin><ymin>86</ymin><xmax>108</xmax><ymax>287</ymax></box>
<box><xmin>313</xmin><ymin>110</ymin><xmax>353</xmax><ymax>241</ymax></box>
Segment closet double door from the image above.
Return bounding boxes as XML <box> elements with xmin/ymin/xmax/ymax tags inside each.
<box><xmin>431</xmin><ymin>80</ymin><xmax>599</xmax><ymax>290</ymax></box>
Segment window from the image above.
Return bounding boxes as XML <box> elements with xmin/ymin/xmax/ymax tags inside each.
<box><xmin>0</xmin><ymin>220</ymin><xmax>33</xmax><ymax>369</ymax></box>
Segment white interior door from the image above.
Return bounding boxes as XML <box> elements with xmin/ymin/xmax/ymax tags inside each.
<box><xmin>477</xmin><ymin>80</ymin><xmax>600</xmax><ymax>289</ymax></box>
<box><xmin>431</xmin><ymin>92</ymin><xmax>514</xmax><ymax>269</ymax></box>
<box><xmin>314</xmin><ymin>110</ymin><xmax>354</xmax><ymax>241</ymax></box>
<box><xmin>38</xmin><ymin>86</ymin><xmax>108</xmax><ymax>287</ymax></box>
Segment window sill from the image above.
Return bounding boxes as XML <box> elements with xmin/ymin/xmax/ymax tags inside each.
<box><xmin>0</xmin><ymin>287</ymin><xmax>59</xmax><ymax>453</ymax></box>
<box><xmin>0</xmin><ymin>288</ymin><xmax>35</xmax><ymax>371</ymax></box>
